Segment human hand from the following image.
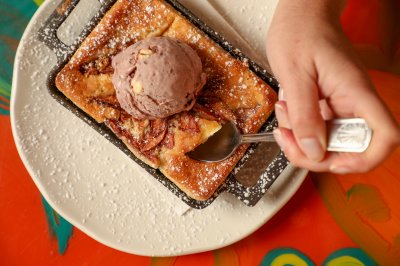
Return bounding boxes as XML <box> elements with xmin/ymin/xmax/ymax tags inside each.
<box><xmin>266</xmin><ymin>0</ymin><xmax>400</xmax><ymax>174</ymax></box>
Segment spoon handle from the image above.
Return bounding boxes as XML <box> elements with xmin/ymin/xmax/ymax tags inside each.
<box><xmin>239</xmin><ymin>118</ymin><xmax>372</xmax><ymax>153</ymax></box>
<box><xmin>326</xmin><ymin>118</ymin><xmax>372</xmax><ymax>152</ymax></box>
<box><xmin>240</xmin><ymin>133</ymin><xmax>275</xmax><ymax>143</ymax></box>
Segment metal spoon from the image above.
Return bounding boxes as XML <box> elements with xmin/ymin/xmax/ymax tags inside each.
<box><xmin>188</xmin><ymin>118</ymin><xmax>373</xmax><ymax>162</ymax></box>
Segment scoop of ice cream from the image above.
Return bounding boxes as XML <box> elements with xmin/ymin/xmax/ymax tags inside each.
<box><xmin>112</xmin><ymin>37</ymin><xmax>206</xmax><ymax>120</ymax></box>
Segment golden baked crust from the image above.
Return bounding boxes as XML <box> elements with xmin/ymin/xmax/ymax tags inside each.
<box><xmin>55</xmin><ymin>0</ymin><xmax>277</xmax><ymax>200</ymax></box>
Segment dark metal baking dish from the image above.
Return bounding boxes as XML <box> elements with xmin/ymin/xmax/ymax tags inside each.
<box><xmin>38</xmin><ymin>0</ymin><xmax>288</xmax><ymax>209</ymax></box>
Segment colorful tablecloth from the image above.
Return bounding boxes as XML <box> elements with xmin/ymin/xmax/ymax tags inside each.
<box><xmin>1</xmin><ymin>0</ymin><xmax>399</xmax><ymax>265</ymax></box>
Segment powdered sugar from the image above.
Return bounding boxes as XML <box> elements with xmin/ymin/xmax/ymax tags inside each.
<box><xmin>11</xmin><ymin>0</ymin><xmax>304</xmax><ymax>257</ymax></box>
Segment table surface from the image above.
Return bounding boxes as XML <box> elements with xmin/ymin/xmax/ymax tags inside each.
<box><xmin>1</xmin><ymin>0</ymin><xmax>400</xmax><ymax>265</ymax></box>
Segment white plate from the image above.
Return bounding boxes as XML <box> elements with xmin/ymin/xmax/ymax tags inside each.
<box><xmin>11</xmin><ymin>0</ymin><xmax>307</xmax><ymax>256</ymax></box>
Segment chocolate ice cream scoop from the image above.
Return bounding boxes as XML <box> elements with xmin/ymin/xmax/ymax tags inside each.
<box><xmin>112</xmin><ymin>37</ymin><xmax>206</xmax><ymax>120</ymax></box>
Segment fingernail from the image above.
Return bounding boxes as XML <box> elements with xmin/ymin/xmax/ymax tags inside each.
<box><xmin>330</xmin><ymin>165</ymin><xmax>351</xmax><ymax>175</ymax></box>
<box><xmin>275</xmin><ymin>103</ymin><xmax>284</xmax><ymax>121</ymax></box>
<box><xmin>300</xmin><ymin>138</ymin><xmax>324</xmax><ymax>161</ymax></box>
<box><xmin>278</xmin><ymin>88</ymin><xmax>285</xmax><ymax>100</ymax></box>
<box><xmin>275</xmin><ymin>102</ymin><xmax>291</xmax><ymax>129</ymax></box>
<box><xmin>273</xmin><ymin>129</ymin><xmax>286</xmax><ymax>150</ymax></box>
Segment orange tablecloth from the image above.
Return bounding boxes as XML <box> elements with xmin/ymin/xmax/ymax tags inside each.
<box><xmin>1</xmin><ymin>0</ymin><xmax>399</xmax><ymax>265</ymax></box>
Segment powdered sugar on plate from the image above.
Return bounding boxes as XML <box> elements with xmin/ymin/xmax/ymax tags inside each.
<box><xmin>11</xmin><ymin>0</ymin><xmax>307</xmax><ymax>256</ymax></box>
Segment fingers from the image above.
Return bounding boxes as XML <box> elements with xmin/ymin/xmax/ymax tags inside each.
<box><xmin>276</xmin><ymin>92</ymin><xmax>334</xmax><ymax>126</ymax></box>
<box><xmin>273</xmin><ymin>99</ymin><xmax>337</xmax><ymax>172</ymax></box>
<box><xmin>273</xmin><ymin>100</ymin><xmax>330</xmax><ymax>171</ymax></box>
<box><xmin>275</xmin><ymin>101</ymin><xmax>291</xmax><ymax>129</ymax></box>
<box><xmin>273</xmin><ymin>127</ymin><xmax>335</xmax><ymax>171</ymax></box>
<box><xmin>275</xmin><ymin>87</ymin><xmax>400</xmax><ymax>174</ymax></box>
<box><xmin>319</xmin><ymin>99</ymin><xmax>334</xmax><ymax>120</ymax></box>
<box><xmin>277</xmin><ymin>69</ymin><xmax>327</xmax><ymax>162</ymax></box>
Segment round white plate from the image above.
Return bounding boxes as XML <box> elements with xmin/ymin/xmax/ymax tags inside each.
<box><xmin>11</xmin><ymin>0</ymin><xmax>307</xmax><ymax>256</ymax></box>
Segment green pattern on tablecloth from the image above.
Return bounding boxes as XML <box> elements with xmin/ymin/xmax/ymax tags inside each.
<box><xmin>0</xmin><ymin>0</ymin><xmax>38</xmax><ymax>115</ymax></box>
<box><xmin>0</xmin><ymin>0</ymin><xmax>74</xmax><ymax>255</ymax></box>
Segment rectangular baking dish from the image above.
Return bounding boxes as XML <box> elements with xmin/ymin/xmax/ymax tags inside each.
<box><xmin>38</xmin><ymin>0</ymin><xmax>288</xmax><ymax>209</ymax></box>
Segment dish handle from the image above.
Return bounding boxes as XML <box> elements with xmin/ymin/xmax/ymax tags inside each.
<box><xmin>38</xmin><ymin>0</ymin><xmax>115</xmax><ymax>64</ymax></box>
